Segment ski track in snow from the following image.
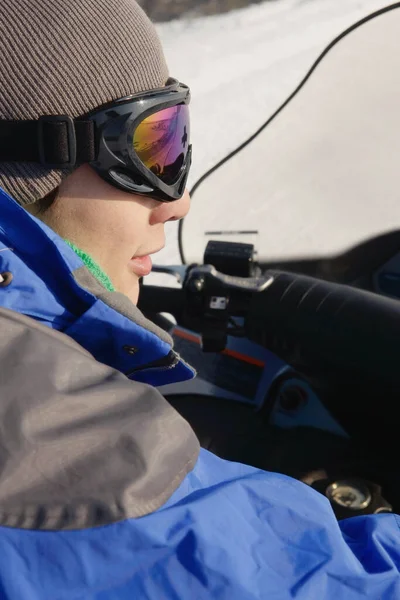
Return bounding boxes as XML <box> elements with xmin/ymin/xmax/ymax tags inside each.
<box><xmin>149</xmin><ymin>0</ymin><xmax>389</xmax><ymax>278</ymax></box>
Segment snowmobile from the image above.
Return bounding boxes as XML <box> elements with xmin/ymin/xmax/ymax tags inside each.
<box><xmin>139</xmin><ymin>2</ymin><xmax>400</xmax><ymax>520</ymax></box>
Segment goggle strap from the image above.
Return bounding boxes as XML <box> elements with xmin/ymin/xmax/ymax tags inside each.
<box><xmin>0</xmin><ymin>117</ymin><xmax>96</xmax><ymax>168</ymax></box>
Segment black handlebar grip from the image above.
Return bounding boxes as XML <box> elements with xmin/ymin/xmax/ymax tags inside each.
<box><xmin>245</xmin><ymin>270</ymin><xmax>400</xmax><ymax>389</ymax></box>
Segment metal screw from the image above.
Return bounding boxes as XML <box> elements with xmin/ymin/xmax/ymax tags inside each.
<box><xmin>278</xmin><ymin>385</ymin><xmax>307</xmax><ymax>413</ymax></box>
<box><xmin>0</xmin><ymin>272</ymin><xmax>13</xmax><ymax>287</ymax></box>
<box><xmin>189</xmin><ymin>277</ymin><xmax>204</xmax><ymax>292</ymax></box>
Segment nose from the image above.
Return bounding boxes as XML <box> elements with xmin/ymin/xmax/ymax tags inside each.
<box><xmin>149</xmin><ymin>189</ymin><xmax>191</xmax><ymax>226</ymax></box>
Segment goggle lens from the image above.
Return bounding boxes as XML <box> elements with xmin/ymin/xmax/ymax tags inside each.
<box><xmin>133</xmin><ymin>104</ymin><xmax>190</xmax><ymax>185</ymax></box>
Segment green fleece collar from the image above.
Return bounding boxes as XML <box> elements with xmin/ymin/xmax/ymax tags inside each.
<box><xmin>65</xmin><ymin>241</ymin><xmax>115</xmax><ymax>292</ymax></box>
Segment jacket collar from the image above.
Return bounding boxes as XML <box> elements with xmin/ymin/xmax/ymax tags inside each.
<box><xmin>0</xmin><ymin>188</ymin><xmax>195</xmax><ymax>386</ymax></box>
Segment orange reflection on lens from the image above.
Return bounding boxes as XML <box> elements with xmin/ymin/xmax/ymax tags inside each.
<box><xmin>133</xmin><ymin>104</ymin><xmax>190</xmax><ymax>185</ymax></box>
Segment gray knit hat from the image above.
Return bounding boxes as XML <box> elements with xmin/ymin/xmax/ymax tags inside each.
<box><xmin>0</xmin><ymin>0</ymin><xmax>168</xmax><ymax>205</ymax></box>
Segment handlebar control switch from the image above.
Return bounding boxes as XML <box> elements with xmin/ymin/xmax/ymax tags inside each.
<box><xmin>203</xmin><ymin>240</ymin><xmax>259</xmax><ymax>277</ymax></box>
<box><xmin>183</xmin><ymin>264</ymin><xmax>274</xmax><ymax>352</ymax></box>
<box><xmin>209</xmin><ymin>296</ymin><xmax>229</xmax><ymax>310</ymax></box>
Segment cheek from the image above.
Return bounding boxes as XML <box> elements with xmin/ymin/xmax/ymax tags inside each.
<box><xmin>67</xmin><ymin>201</ymin><xmax>151</xmax><ymax>248</ymax></box>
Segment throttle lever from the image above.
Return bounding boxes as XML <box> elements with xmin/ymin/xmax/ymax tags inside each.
<box><xmin>187</xmin><ymin>264</ymin><xmax>274</xmax><ymax>294</ymax></box>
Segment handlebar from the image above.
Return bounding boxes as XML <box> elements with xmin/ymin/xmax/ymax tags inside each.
<box><xmin>246</xmin><ymin>270</ymin><xmax>400</xmax><ymax>390</ymax></box>
<box><xmin>139</xmin><ymin>264</ymin><xmax>400</xmax><ymax>390</ymax></box>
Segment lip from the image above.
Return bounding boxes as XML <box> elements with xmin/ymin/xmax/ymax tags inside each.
<box><xmin>129</xmin><ymin>255</ymin><xmax>153</xmax><ymax>277</ymax></box>
<box><xmin>129</xmin><ymin>246</ymin><xmax>164</xmax><ymax>278</ymax></box>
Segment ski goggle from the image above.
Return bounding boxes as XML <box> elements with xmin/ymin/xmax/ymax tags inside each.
<box><xmin>0</xmin><ymin>78</ymin><xmax>191</xmax><ymax>202</ymax></box>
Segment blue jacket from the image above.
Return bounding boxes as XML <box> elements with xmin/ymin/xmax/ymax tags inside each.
<box><xmin>0</xmin><ymin>186</ymin><xmax>399</xmax><ymax>600</ymax></box>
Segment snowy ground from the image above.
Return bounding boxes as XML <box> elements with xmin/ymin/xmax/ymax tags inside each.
<box><xmin>152</xmin><ymin>0</ymin><xmax>390</xmax><ymax>270</ymax></box>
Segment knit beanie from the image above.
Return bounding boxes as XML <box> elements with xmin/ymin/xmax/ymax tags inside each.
<box><xmin>0</xmin><ymin>0</ymin><xmax>168</xmax><ymax>205</ymax></box>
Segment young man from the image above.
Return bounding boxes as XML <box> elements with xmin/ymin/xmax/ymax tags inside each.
<box><xmin>0</xmin><ymin>1</ymin><xmax>399</xmax><ymax>598</ymax></box>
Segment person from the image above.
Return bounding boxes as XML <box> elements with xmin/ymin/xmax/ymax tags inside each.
<box><xmin>0</xmin><ymin>1</ymin><xmax>399</xmax><ymax>598</ymax></box>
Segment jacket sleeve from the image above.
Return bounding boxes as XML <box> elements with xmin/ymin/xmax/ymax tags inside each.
<box><xmin>0</xmin><ymin>306</ymin><xmax>199</xmax><ymax>530</ymax></box>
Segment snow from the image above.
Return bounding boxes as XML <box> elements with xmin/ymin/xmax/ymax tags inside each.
<box><xmin>151</xmin><ymin>0</ymin><xmax>390</xmax><ymax>271</ymax></box>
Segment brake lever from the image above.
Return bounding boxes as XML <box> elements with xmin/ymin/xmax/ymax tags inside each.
<box><xmin>186</xmin><ymin>264</ymin><xmax>274</xmax><ymax>295</ymax></box>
